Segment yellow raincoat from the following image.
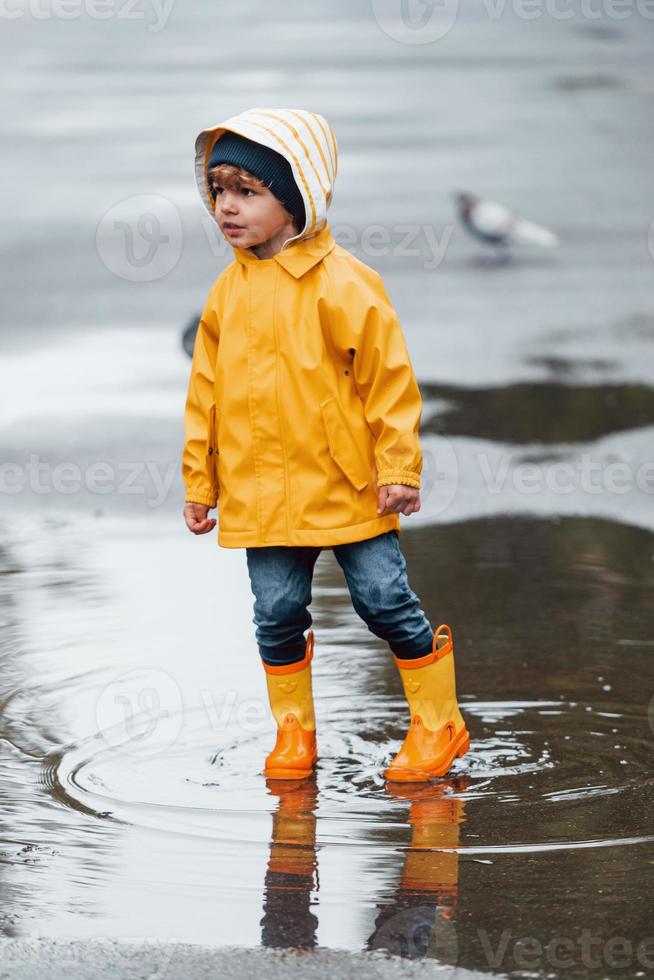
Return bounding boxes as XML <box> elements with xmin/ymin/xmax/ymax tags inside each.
<box><xmin>182</xmin><ymin>108</ymin><xmax>424</xmax><ymax>548</ymax></box>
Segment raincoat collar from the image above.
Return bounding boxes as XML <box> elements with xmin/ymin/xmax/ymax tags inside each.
<box><xmin>231</xmin><ymin>222</ymin><xmax>337</xmax><ymax>279</ymax></box>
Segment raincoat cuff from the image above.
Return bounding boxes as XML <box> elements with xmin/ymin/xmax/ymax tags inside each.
<box><xmin>377</xmin><ymin>470</ymin><xmax>421</xmax><ymax>490</ymax></box>
<box><xmin>185</xmin><ymin>491</ymin><xmax>217</xmax><ymax>508</ymax></box>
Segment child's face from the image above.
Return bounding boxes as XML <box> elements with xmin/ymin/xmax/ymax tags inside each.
<box><xmin>211</xmin><ymin>175</ymin><xmax>297</xmax><ymax>254</ymax></box>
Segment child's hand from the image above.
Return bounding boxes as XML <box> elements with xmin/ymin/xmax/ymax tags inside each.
<box><xmin>377</xmin><ymin>485</ymin><xmax>421</xmax><ymax>517</ymax></box>
<box><xmin>184</xmin><ymin>502</ymin><xmax>217</xmax><ymax>535</ymax></box>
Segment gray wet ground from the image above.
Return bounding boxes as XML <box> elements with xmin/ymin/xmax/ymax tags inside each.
<box><xmin>1</xmin><ymin>3</ymin><xmax>654</xmax><ymax>978</ymax></box>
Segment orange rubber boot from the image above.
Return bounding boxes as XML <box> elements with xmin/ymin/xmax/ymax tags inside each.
<box><xmin>262</xmin><ymin>630</ymin><xmax>318</xmax><ymax>780</ymax></box>
<box><xmin>384</xmin><ymin>624</ymin><xmax>470</xmax><ymax>782</ymax></box>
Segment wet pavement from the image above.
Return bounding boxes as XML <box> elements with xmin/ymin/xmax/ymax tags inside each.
<box><xmin>1</xmin><ymin>2</ymin><xmax>654</xmax><ymax>978</ymax></box>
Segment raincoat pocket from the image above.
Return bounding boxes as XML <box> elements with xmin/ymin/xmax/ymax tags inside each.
<box><xmin>320</xmin><ymin>396</ymin><xmax>370</xmax><ymax>492</ymax></box>
<box><xmin>205</xmin><ymin>402</ymin><xmax>219</xmax><ymax>496</ymax></box>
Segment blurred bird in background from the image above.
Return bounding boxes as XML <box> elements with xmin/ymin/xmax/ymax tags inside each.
<box><xmin>182</xmin><ymin>315</ymin><xmax>199</xmax><ymax>359</ymax></box>
<box><xmin>454</xmin><ymin>192</ymin><xmax>560</xmax><ymax>259</ymax></box>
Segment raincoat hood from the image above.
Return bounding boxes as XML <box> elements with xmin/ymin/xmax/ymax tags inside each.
<box><xmin>194</xmin><ymin>108</ymin><xmax>338</xmax><ymax>251</ymax></box>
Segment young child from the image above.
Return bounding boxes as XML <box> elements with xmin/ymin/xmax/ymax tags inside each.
<box><xmin>182</xmin><ymin>108</ymin><xmax>469</xmax><ymax>782</ymax></box>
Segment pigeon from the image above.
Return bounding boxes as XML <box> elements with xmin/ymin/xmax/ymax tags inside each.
<box><xmin>454</xmin><ymin>192</ymin><xmax>560</xmax><ymax>252</ymax></box>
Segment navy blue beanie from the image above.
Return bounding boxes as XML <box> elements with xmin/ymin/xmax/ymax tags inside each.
<box><xmin>208</xmin><ymin>131</ymin><xmax>306</xmax><ymax>233</ymax></box>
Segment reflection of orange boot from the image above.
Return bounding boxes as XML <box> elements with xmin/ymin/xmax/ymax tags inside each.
<box><xmin>266</xmin><ymin>777</ymin><xmax>319</xmax><ymax>878</ymax></box>
<box><xmin>387</xmin><ymin>780</ymin><xmax>469</xmax><ymax>909</ymax></box>
<box><xmin>368</xmin><ymin>779</ymin><xmax>470</xmax><ymax>956</ymax></box>
<box><xmin>262</xmin><ymin>631</ymin><xmax>318</xmax><ymax>780</ymax></box>
<box><xmin>384</xmin><ymin>625</ymin><xmax>470</xmax><ymax>782</ymax></box>
<box><xmin>261</xmin><ymin>777</ymin><xmax>319</xmax><ymax>948</ymax></box>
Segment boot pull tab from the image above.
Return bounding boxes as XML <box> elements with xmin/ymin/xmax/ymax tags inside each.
<box><xmin>434</xmin><ymin>623</ymin><xmax>453</xmax><ymax>660</ymax></box>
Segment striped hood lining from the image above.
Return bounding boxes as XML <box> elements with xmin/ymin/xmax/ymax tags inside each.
<box><xmin>194</xmin><ymin>108</ymin><xmax>338</xmax><ymax>250</ymax></box>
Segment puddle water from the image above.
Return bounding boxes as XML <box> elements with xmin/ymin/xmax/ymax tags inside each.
<box><xmin>1</xmin><ymin>514</ymin><xmax>652</xmax><ymax>970</ymax></box>
<box><xmin>422</xmin><ymin>381</ymin><xmax>654</xmax><ymax>444</ymax></box>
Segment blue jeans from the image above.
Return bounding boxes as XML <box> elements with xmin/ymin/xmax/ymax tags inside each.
<box><xmin>245</xmin><ymin>530</ymin><xmax>434</xmax><ymax>665</ymax></box>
